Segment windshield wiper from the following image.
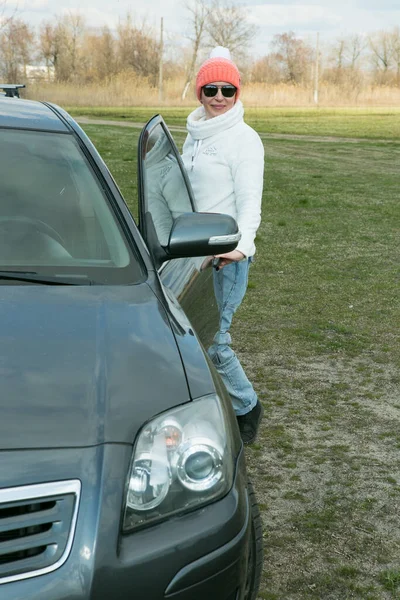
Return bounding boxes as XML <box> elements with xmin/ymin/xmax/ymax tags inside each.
<box><xmin>0</xmin><ymin>271</ymin><xmax>92</xmax><ymax>285</ymax></box>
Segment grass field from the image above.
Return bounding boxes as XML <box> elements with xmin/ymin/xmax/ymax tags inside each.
<box><xmin>70</xmin><ymin>106</ymin><xmax>400</xmax><ymax>140</ymax></box>
<box><xmin>81</xmin><ymin>112</ymin><xmax>400</xmax><ymax>599</ymax></box>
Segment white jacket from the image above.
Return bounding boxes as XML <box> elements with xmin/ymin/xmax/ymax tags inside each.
<box><xmin>182</xmin><ymin>100</ymin><xmax>264</xmax><ymax>257</ymax></box>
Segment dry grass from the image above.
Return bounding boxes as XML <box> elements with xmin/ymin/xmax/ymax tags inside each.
<box><xmin>27</xmin><ymin>74</ymin><xmax>195</xmax><ymax>108</ymax></box>
<box><xmin>243</xmin><ymin>82</ymin><xmax>400</xmax><ymax>107</ymax></box>
<box><xmin>26</xmin><ymin>75</ymin><xmax>400</xmax><ymax>108</ymax></box>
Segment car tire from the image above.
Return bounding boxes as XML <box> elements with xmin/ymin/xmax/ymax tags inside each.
<box><xmin>244</xmin><ymin>480</ymin><xmax>263</xmax><ymax>600</ymax></box>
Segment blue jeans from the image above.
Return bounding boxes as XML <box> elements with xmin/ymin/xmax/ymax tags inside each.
<box><xmin>208</xmin><ymin>258</ymin><xmax>258</xmax><ymax>416</ymax></box>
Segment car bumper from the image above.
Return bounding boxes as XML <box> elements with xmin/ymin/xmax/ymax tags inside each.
<box><xmin>1</xmin><ymin>444</ymin><xmax>251</xmax><ymax>600</ymax></box>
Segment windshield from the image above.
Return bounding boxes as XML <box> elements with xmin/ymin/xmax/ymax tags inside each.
<box><xmin>0</xmin><ymin>128</ymin><xmax>143</xmax><ymax>284</ymax></box>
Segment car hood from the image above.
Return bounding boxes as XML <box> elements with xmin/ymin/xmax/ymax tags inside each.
<box><xmin>0</xmin><ymin>284</ymin><xmax>190</xmax><ymax>450</ymax></box>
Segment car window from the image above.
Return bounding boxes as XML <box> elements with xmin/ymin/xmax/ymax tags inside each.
<box><xmin>0</xmin><ymin>128</ymin><xmax>143</xmax><ymax>284</ymax></box>
<box><xmin>142</xmin><ymin>123</ymin><xmax>194</xmax><ymax>247</ymax></box>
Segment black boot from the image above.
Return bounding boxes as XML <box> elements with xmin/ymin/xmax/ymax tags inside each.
<box><xmin>236</xmin><ymin>400</ymin><xmax>264</xmax><ymax>445</ymax></box>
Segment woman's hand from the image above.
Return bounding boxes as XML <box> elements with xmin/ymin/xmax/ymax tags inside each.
<box><xmin>200</xmin><ymin>256</ymin><xmax>214</xmax><ymax>271</ymax></box>
<box><xmin>215</xmin><ymin>250</ymin><xmax>245</xmax><ymax>268</ymax></box>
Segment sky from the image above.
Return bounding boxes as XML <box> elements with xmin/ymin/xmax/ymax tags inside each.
<box><xmin>4</xmin><ymin>0</ymin><xmax>400</xmax><ymax>58</ymax></box>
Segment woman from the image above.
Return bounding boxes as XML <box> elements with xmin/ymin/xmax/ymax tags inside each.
<box><xmin>182</xmin><ymin>46</ymin><xmax>265</xmax><ymax>444</ymax></box>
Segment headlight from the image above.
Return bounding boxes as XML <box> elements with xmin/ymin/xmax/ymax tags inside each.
<box><xmin>123</xmin><ymin>395</ymin><xmax>234</xmax><ymax>531</ymax></box>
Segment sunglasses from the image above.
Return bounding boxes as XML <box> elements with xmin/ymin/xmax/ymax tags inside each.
<box><xmin>202</xmin><ymin>84</ymin><xmax>237</xmax><ymax>98</ymax></box>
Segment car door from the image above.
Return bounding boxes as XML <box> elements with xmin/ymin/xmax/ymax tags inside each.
<box><xmin>137</xmin><ymin>115</ymin><xmax>219</xmax><ymax>349</ymax></box>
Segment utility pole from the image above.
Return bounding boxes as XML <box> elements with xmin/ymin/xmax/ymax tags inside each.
<box><xmin>313</xmin><ymin>32</ymin><xmax>319</xmax><ymax>105</ymax></box>
<box><xmin>158</xmin><ymin>17</ymin><xmax>164</xmax><ymax>103</ymax></box>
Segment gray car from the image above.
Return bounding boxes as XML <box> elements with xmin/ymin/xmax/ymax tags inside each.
<box><xmin>0</xmin><ymin>91</ymin><xmax>263</xmax><ymax>600</ymax></box>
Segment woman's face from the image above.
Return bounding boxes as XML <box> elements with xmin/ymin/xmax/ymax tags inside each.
<box><xmin>201</xmin><ymin>81</ymin><xmax>237</xmax><ymax>119</ymax></box>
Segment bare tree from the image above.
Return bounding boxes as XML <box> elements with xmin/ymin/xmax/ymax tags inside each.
<box><xmin>369</xmin><ymin>30</ymin><xmax>393</xmax><ymax>83</ymax></box>
<box><xmin>39</xmin><ymin>15</ymin><xmax>87</xmax><ymax>82</ymax></box>
<box><xmin>327</xmin><ymin>34</ymin><xmax>366</xmax><ymax>85</ymax></box>
<box><xmin>389</xmin><ymin>27</ymin><xmax>400</xmax><ymax>86</ymax></box>
<box><xmin>0</xmin><ymin>17</ymin><xmax>34</xmax><ymax>81</ymax></box>
<box><xmin>271</xmin><ymin>31</ymin><xmax>313</xmax><ymax>84</ymax></box>
<box><xmin>250</xmin><ymin>54</ymin><xmax>281</xmax><ymax>84</ymax></box>
<box><xmin>205</xmin><ymin>0</ymin><xmax>257</xmax><ymax>58</ymax></box>
<box><xmin>65</xmin><ymin>12</ymin><xmax>86</xmax><ymax>80</ymax></box>
<box><xmin>39</xmin><ymin>21</ymin><xmax>64</xmax><ymax>80</ymax></box>
<box><xmin>328</xmin><ymin>37</ymin><xmax>346</xmax><ymax>84</ymax></box>
<box><xmin>85</xmin><ymin>26</ymin><xmax>116</xmax><ymax>81</ymax></box>
<box><xmin>333</xmin><ymin>38</ymin><xmax>346</xmax><ymax>70</ymax></box>
<box><xmin>181</xmin><ymin>0</ymin><xmax>209</xmax><ymax>100</ymax></box>
<box><xmin>116</xmin><ymin>14</ymin><xmax>160</xmax><ymax>82</ymax></box>
<box><xmin>347</xmin><ymin>34</ymin><xmax>367</xmax><ymax>69</ymax></box>
<box><xmin>0</xmin><ymin>0</ymin><xmax>17</xmax><ymax>33</ymax></box>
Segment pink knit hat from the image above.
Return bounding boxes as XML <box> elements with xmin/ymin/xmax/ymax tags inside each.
<box><xmin>196</xmin><ymin>47</ymin><xmax>240</xmax><ymax>101</ymax></box>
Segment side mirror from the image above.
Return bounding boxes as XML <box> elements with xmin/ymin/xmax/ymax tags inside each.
<box><xmin>166</xmin><ymin>212</ymin><xmax>241</xmax><ymax>259</ymax></box>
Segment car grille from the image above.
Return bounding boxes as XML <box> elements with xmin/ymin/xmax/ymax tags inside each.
<box><xmin>0</xmin><ymin>480</ymin><xmax>81</xmax><ymax>584</ymax></box>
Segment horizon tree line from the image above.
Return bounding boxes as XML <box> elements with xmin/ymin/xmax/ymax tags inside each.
<box><xmin>1</xmin><ymin>0</ymin><xmax>400</xmax><ymax>91</ymax></box>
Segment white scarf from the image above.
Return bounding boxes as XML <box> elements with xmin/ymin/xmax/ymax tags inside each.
<box><xmin>186</xmin><ymin>100</ymin><xmax>245</xmax><ymax>141</ymax></box>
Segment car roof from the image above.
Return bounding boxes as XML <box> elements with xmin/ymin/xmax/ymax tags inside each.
<box><xmin>0</xmin><ymin>97</ymin><xmax>69</xmax><ymax>133</ymax></box>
